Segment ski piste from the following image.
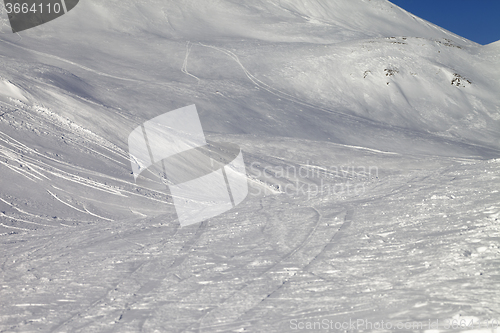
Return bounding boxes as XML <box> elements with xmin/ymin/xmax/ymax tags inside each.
<box><xmin>0</xmin><ymin>0</ymin><xmax>499</xmax><ymax>331</ymax></box>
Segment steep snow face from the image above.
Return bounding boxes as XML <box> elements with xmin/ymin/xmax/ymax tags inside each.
<box><xmin>0</xmin><ymin>0</ymin><xmax>497</xmax><ymax>232</ymax></box>
<box><xmin>0</xmin><ymin>1</ymin><xmax>498</xmax><ymax>224</ymax></box>
<box><xmin>57</xmin><ymin>0</ymin><xmax>473</xmax><ymax>44</ymax></box>
<box><xmin>1</xmin><ymin>1</ymin><xmax>500</xmax><ymax>331</ymax></box>
<box><xmin>254</xmin><ymin>36</ymin><xmax>500</xmax><ymax>144</ymax></box>
<box><xmin>0</xmin><ymin>0</ymin><xmax>497</xmax><ymax>157</ymax></box>
<box><xmin>264</xmin><ymin>0</ymin><xmax>474</xmax><ymax>44</ymax></box>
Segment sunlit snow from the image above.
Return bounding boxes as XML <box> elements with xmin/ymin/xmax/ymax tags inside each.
<box><xmin>0</xmin><ymin>0</ymin><xmax>499</xmax><ymax>332</ymax></box>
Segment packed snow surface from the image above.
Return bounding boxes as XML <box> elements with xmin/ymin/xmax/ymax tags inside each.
<box><xmin>0</xmin><ymin>0</ymin><xmax>499</xmax><ymax>332</ymax></box>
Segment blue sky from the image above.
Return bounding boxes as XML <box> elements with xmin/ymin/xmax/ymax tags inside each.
<box><xmin>389</xmin><ymin>0</ymin><xmax>500</xmax><ymax>45</ymax></box>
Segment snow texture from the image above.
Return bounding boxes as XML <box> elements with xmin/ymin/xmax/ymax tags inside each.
<box><xmin>0</xmin><ymin>0</ymin><xmax>499</xmax><ymax>332</ymax></box>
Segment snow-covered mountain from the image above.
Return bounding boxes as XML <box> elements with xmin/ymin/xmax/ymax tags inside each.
<box><xmin>1</xmin><ymin>0</ymin><xmax>499</xmax><ymax>332</ymax></box>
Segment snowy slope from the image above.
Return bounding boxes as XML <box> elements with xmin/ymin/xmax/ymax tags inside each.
<box><xmin>1</xmin><ymin>0</ymin><xmax>500</xmax><ymax>332</ymax></box>
<box><xmin>0</xmin><ymin>0</ymin><xmax>498</xmax><ymax>156</ymax></box>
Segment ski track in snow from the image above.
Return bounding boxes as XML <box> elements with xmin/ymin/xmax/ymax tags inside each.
<box><xmin>1</xmin><ymin>1</ymin><xmax>500</xmax><ymax>332</ymax></box>
<box><xmin>192</xmin><ymin>42</ymin><xmax>499</xmax><ymax>158</ymax></box>
<box><xmin>181</xmin><ymin>42</ymin><xmax>201</xmax><ymax>84</ymax></box>
<box><xmin>189</xmin><ymin>206</ymin><xmax>357</xmax><ymax>332</ymax></box>
<box><xmin>197</xmin><ymin>42</ymin><xmax>378</xmax><ymax>126</ymax></box>
<box><xmin>50</xmin><ymin>221</ymin><xmax>210</xmax><ymax>332</ymax></box>
<box><xmin>46</xmin><ymin>190</ymin><xmax>114</xmax><ymax>222</ymax></box>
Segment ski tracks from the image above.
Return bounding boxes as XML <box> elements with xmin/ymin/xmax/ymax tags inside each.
<box><xmin>183</xmin><ymin>204</ymin><xmax>355</xmax><ymax>332</ymax></box>
<box><xmin>50</xmin><ymin>220</ymin><xmax>209</xmax><ymax>332</ymax></box>
<box><xmin>181</xmin><ymin>42</ymin><xmax>201</xmax><ymax>83</ymax></box>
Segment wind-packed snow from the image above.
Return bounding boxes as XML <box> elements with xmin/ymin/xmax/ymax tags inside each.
<box><xmin>0</xmin><ymin>0</ymin><xmax>499</xmax><ymax>332</ymax></box>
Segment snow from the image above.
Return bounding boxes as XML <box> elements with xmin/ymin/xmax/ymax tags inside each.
<box><xmin>0</xmin><ymin>0</ymin><xmax>499</xmax><ymax>332</ymax></box>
